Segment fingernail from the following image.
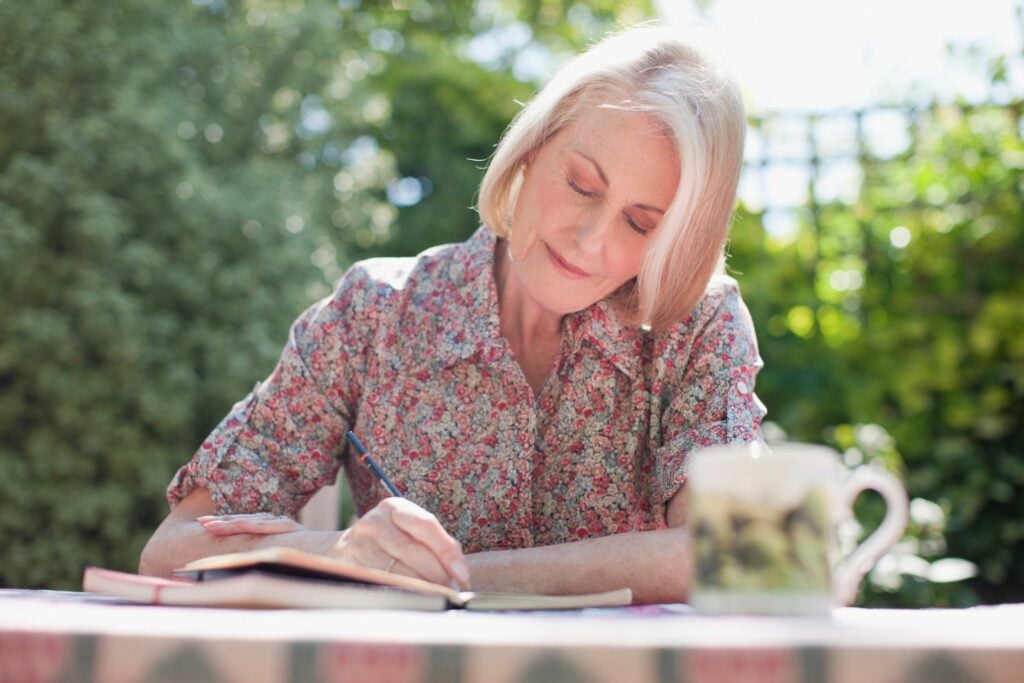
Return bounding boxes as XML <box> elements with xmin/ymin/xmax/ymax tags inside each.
<box><xmin>452</xmin><ymin>560</ymin><xmax>470</xmax><ymax>585</ymax></box>
<box><xmin>196</xmin><ymin>516</ymin><xmax>216</xmax><ymax>521</ymax></box>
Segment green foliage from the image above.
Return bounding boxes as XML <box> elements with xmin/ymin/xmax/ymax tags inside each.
<box><xmin>362</xmin><ymin>49</ymin><xmax>533</xmax><ymax>257</ymax></box>
<box><xmin>0</xmin><ymin>0</ymin><xmax>331</xmax><ymax>587</ymax></box>
<box><xmin>729</xmin><ymin>101</ymin><xmax>1024</xmax><ymax>604</ymax></box>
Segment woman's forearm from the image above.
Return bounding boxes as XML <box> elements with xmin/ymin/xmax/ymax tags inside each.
<box><xmin>138</xmin><ymin>488</ymin><xmax>344</xmax><ymax>578</ymax></box>
<box><xmin>465</xmin><ymin>526</ymin><xmax>693</xmax><ymax>605</ymax></box>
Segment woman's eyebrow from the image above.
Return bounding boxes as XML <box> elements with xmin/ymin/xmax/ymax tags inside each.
<box><xmin>635</xmin><ymin>203</ymin><xmax>665</xmax><ymax>216</ymax></box>
<box><xmin>570</xmin><ymin>148</ymin><xmax>666</xmax><ymax>216</ymax></box>
<box><xmin>569</xmin><ymin>148</ymin><xmax>609</xmax><ymax>186</ymax></box>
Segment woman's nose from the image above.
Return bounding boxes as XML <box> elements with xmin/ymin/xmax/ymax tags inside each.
<box><xmin>573</xmin><ymin>207</ymin><xmax>617</xmax><ymax>254</ymax></box>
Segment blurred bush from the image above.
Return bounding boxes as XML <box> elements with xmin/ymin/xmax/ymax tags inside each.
<box><xmin>0</xmin><ymin>0</ymin><xmax>332</xmax><ymax>586</ymax></box>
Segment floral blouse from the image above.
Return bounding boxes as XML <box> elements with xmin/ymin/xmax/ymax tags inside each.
<box><xmin>168</xmin><ymin>227</ymin><xmax>766</xmax><ymax>552</ymax></box>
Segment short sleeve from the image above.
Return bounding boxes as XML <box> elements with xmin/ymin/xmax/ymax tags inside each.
<box><xmin>654</xmin><ymin>278</ymin><xmax>767</xmax><ymax>503</ymax></box>
<box><xmin>166</xmin><ymin>266</ymin><xmax>378</xmax><ymax>515</ymax></box>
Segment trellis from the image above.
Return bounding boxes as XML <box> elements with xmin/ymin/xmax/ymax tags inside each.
<box><xmin>740</xmin><ymin>100</ymin><xmax>1024</xmax><ymax>238</ymax></box>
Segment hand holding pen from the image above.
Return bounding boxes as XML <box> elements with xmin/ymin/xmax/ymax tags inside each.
<box><xmin>343</xmin><ymin>430</ymin><xmax>470</xmax><ymax>588</ymax></box>
<box><xmin>197</xmin><ymin>431</ymin><xmax>471</xmax><ymax>589</ymax></box>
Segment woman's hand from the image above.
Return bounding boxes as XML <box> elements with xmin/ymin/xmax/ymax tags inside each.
<box><xmin>196</xmin><ymin>498</ymin><xmax>471</xmax><ymax>591</ymax></box>
<box><xmin>338</xmin><ymin>497</ymin><xmax>470</xmax><ymax>591</ymax></box>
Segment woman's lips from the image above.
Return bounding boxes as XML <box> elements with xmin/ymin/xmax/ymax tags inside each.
<box><xmin>544</xmin><ymin>243</ymin><xmax>591</xmax><ymax>279</ymax></box>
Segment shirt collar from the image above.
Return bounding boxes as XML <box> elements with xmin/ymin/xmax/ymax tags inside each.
<box><xmin>566</xmin><ymin>297</ymin><xmax>645</xmax><ymax>380</ymax></box>
<box><xmin>434</xmin><ymin>227</ymin><xmax>503</xmax><ymax>368</ymax></box>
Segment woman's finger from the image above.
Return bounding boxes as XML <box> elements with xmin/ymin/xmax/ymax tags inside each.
<box><xmin>197</xmin><ymin>512</ymin><xmax>280</xmax><ymax>523</ymax></box>
<box><xmin>381</xmin><ymin>499</ymin><xmax>470</xmax><ymax>589</ymax></box>
<box><xmin>366</xmin><ymin>521</ymin><xmax>459</xmax><ymax>589</ymax></box>
<box><xmin>199</xmin><ymin>515</ymin><xmax>302</xmax><ymax>536</ymax></box>
<box><xmin>385</xmin><ymin>559</ymin><xmax>460</xmax><ymax>590</ymax></box>
<box><xmin>201</xmin><ymin>519</ymin><xmax>300</xmax><ymax>535</ymax></box>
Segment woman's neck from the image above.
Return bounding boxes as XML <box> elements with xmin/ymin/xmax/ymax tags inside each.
<box><xmin>494</xmin><ymin>239</ymin><xmax>563</xmax><ymax>343</ymax></box>
<box><xmin>493</xmin><ymin>240</ymin><xmax>563</xmax><ymax>395</ymax></box>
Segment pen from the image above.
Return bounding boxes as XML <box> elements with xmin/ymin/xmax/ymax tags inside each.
<box><xmin>345</xmin><ymin>431</ymin><xmax>403</xmax><ymax>498</ymax></box>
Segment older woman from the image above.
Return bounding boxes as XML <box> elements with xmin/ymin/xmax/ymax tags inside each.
<box><xmin>139</xmin><ymin>26</ymin><xmax>765</xmax><ymax>604</ymax></box>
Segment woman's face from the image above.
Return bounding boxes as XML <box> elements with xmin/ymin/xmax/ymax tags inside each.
<box><xmin>508</xmin><ymin>106</ymin><xmax>680</xmax><ymax>316</ymax></box>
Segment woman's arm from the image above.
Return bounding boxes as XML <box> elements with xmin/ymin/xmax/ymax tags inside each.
<box><xmin>138</xmin><ymin>488</ymin><xmax>347</xmax><ymax>578</ymax></box>
<box><xmin>139</xmin><ymin>487</ymin><xmax>470</xmax><ymax>590</ymax></box>
<box><xmin>466</xmin><ymin>486</ymin><xmax>692</xmax><ymax>604</ymax></box>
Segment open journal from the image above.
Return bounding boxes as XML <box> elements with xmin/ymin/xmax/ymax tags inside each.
<box><xmin>82</xmin><ymin>546</ymin><xmax>633</xmax><ymax>611</ymax></box>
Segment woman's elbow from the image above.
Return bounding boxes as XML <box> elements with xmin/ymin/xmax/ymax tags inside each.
<box><xmin>138</xmin><ymin>528</ymin><xmax>167</xmax><ymax>577</ymax></box>
<box><xmin>139</xmin><ymin>489</ymin><xmax>216</xmax><ymax>576</ymax></box>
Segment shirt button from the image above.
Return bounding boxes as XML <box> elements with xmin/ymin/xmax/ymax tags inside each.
<box><xmin>737</xmin><ymin>381</ymin><xmax>749</xmax><ymax>395</ymax></box>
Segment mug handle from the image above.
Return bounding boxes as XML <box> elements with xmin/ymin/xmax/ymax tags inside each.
<box><xmin>833</xmin><ymin>466</ymin><xmax>909</xmax><ymax>606</ymax></box>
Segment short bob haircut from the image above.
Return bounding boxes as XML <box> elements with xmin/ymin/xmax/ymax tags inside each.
<box><xmin>477</xmin><ymin>26</ymin><xmax>746</xmax><ymax>333</ymax></box>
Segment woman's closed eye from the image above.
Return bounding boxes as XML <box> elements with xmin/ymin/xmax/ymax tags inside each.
<box><xmin>568</xmin><ymin>174</ymin><xmax>653</xmax><ymax>237</ymax></box>
<box><xmin>625</xmin><ymin>214</ymin><xmax>652</xmax><ymax>237</ymax></box>
<box><xmin>567</xmin><ymin>176</ymin><xmax>599</xmax><ymax>199</ymax></box>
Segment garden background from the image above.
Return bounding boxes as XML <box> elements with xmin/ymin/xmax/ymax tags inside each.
<box><xmin>1</xmin><ymin>0</ymin><xmax>1021</xmax><ymax>607</ymax></box>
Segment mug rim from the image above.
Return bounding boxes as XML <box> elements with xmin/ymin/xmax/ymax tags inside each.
<box><xmin>687</xmin><ymin>441</ymin><xmax>841</xmax><ymax>477</ymax></box>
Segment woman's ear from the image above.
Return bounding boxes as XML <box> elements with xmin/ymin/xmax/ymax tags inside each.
<box><xmin>520</xmin><ymin>147</ymin><xmax>538</xmax><ymax>168</ymax></box>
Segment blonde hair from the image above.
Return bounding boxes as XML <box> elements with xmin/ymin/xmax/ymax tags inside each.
<box><xmin>477</xmin><ymin>26</ymin><xmax>746</xmax><ymax>332</ymax></box>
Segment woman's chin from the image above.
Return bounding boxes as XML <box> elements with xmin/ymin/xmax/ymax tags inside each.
<box><xmin>509</xmin><ymin>259</ymin><xmax>623</xmax><ymax>317</ymax></box>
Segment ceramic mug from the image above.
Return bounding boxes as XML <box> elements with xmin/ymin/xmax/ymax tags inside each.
<box><xmin>687</xmin><ymin>442</ymin><xmax>908</xmax><ymax>614</ymax></box>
